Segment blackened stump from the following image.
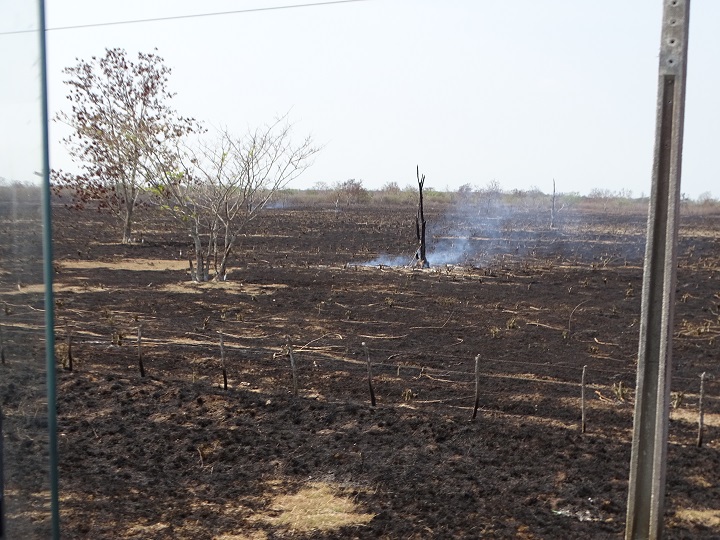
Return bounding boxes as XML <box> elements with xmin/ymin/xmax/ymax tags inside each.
<box><xmin>415</xmin><ymin>166</ymin><xmax>429</xmax><ymax>268</ymax></box>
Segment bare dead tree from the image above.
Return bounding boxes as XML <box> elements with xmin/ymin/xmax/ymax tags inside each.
<box><xmin>152</xmin><ymin>118</ymin><xmax>318</xmax><ymax>281</ymax></box>
<box><xmin>415</xmin><ymin>166</ymin><xmax>429</xmax><ymax>268</ymax></box>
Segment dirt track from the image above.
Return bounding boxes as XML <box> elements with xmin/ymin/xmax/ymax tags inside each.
<box><xmin>3</xmin><ymin>198</ymin><xmax>720</xmax><ymax>538</ymax></box>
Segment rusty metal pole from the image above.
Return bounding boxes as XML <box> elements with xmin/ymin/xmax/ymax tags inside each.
<box><xmin>625</xmin><ymin>1</ymin><xmax>690</xmax><ymax>539</ymax></box>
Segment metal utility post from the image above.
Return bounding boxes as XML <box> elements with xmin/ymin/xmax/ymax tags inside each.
<box><xmin>1</xmin><ymin>408</ymin><xmax>4</xmax><ymax>540</ymax></box>
<box><xmin>625</xmin><ymin>1</ymin><xmax>690</xmax><ymax>539</ymax></box>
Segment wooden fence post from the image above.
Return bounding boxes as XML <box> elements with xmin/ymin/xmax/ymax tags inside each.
<box><xmin>472</xmin><ymin>355</ymin><xmax>481</xmax><ymax>420</ymax></box>
<box><xmin>219</xmin><ymin>330</ymin><xmax>228</xmax><ymax>390</ymax></box>
<box><xmin>581</xmin><ymin>365</ymin><xmax>587</xmax><ymax>433</ymax></box>
<box><xmin>362</xmin><ymin>342</ymin><xmax>376</xmax><ymax>407</ymax></box>
<box><xmin>697</xmin><ymin>372</ymin><xmax>706</xmax><ymax>448</ymax></box>
<box><xmin>0</xmin><ymin>320</ymin><xmax>5</xmax><ymax>365</ymax></box>
<box><xmin>137</xmin><ymin>325</ymin><xmax>145</xmax><ymax>378</ymax></box>
<box><xmin>286</xmin><ymin>337</ymin><xmax>298</xmax><ymax>398</ymax></box>
<box><xmin>65</xmin><ymin>321</ymin><xmax>73</xmax><ymax>372</ymax></box>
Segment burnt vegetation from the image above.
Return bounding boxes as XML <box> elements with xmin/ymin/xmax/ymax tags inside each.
<box><xmin>3</xmin><ymin>184</ymin><xmax>720</xmax><ymax>538</ymax></box>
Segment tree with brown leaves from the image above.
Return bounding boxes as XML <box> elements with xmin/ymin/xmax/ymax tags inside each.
<box><xmin>53</xmin><ymin>48</ymin><xmax>198</xmax><ymax>244</ymax></box>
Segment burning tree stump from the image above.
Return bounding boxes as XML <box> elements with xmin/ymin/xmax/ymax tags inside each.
<box><xmin>414</xmin><ymin>166</ymin><xmax>430</xmax><ymax>268</ymax></box>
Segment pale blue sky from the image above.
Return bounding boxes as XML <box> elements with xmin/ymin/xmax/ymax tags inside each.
<box><xmin>2</xmin><ymin>1</ymin><xmax>719</xmax><ymax>198</ymax></box>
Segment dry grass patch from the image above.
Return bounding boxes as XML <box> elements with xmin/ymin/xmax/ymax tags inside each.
<box><xmin>213</xmin><ymin>533</ymin><xmax>268</xmax><ymax>540</ymax></box>
<box><xmin>158</xmin><ymin>281</ymin><xmax>287</xmax><ymax>296</ymax></box>
<box><xmin>671</xmin><ymin>408</ymin><xmax>720</xmax><ymax>428</ymax></box>
<box><xmin>687</xmin><ymin>474</ymin><xmax>714</xmax><ymax>489</ymax></box>
<box><xmin>675</xmin><ymin>508</ymin><xmax>720</xmax><ymax>528</ymax></box>
<box><xmin>254</xmin><ymin>481</ymin><xmax>374</xmax><ymax>534</ymax></box>
<box><xmin>59</xmin><ymin>259</ymin><xmax>188</xmax><ymax>271</ymax></box>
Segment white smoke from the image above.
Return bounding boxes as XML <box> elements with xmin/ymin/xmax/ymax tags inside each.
<box><xmin>358</xmin><ymin>193</ymin><xmax>647</xmax><ymax>268</ymax></box>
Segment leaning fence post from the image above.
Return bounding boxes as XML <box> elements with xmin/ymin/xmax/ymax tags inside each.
<box><xmin>472</xmin><ymin>355</ymin><xmax>481</xmax><ymax>420</ymax></box>
<box><xmin>362</xmin><ymin>342</ymin><xmax>376</xmax><ymax>407</ymax></box>
<box><xmin>697</xmin><ymin>372</ymin><xmax>706</xmax><ymax>448</ymax></box>
<box><xmin>581</xmin><ymin>365</ymin><xmax>587</xmax><ymax>433</ymax></box>
<box><xmin>137</xmin><ymin>324</ymin><xmax>145</xmax><ymax>378</ymax></box>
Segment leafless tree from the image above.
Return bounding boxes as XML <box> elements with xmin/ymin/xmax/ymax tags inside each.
<box><xmin>153</xmin><ymin>119</ymin><xmax>318</xmax><ymax>281</ymax></box>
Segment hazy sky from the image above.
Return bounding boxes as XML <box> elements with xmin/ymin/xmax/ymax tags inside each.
<box><xmin>2</xmin><ymin>1</ymin><xmax>720</xmax><ymax>198</ymax></box>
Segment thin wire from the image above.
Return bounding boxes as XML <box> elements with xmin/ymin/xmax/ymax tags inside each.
<box><xmin>0</xmin><ymin>0</ymin><xmax>370</xmax><ymax>36</ymax></box>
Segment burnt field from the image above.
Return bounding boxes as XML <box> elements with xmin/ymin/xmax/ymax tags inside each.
<box><xmin>3</xmin><ymin>197</ymin><xmax>720</xmax><ymax>538</ymax></box>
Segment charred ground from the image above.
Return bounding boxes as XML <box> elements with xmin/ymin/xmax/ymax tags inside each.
<box><xmin>3</xmin><ymin>196</ymin><xmax>720</xmax><ymax>538</ymax></box>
